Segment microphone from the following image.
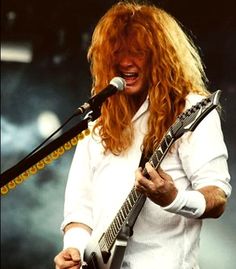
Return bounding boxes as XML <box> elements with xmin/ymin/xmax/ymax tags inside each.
<box><xmin>75</xmin><ymin>77</ymin><xmax>126</xmax><ymax>115</ymax></box>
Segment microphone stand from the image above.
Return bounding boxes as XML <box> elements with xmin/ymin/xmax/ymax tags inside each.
<box><xmin>0</xmin><ymin>106</ymin><xmax>101</xmax><ymax>190</ymax></box>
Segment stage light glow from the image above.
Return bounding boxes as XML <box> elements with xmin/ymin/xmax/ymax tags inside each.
<box><xmin>37</xmin><ymin>111</ymin><xmax>61</xmax><ymax>139</ymax></box>
<box><xmin>1</xmin><ymin>41</ymin><xmax>32</xmax><ymax>63</ymax></box>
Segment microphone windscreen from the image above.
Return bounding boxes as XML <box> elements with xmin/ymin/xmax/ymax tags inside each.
<box><xmin>110</xmin><ymin>77</ymin><xmax>126</xmax><ymax>91</ymax></box>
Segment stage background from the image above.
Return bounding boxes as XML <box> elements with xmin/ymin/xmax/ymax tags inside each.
<box><xmin>1</xmin><ymin>1</ymin><xmax>236</xmax><ymax>268</ymax></box>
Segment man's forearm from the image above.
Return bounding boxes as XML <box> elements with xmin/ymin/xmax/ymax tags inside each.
<box><xmin>198</xmin><ymin>186</ymin><xmax>227</xmax><ymax>219</ymax></box>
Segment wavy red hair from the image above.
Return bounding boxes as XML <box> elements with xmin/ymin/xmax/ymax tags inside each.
<box><xmin>87</xmin><ymin>1</ymin><xmax>209</xmax><ymax>156</ymax></box>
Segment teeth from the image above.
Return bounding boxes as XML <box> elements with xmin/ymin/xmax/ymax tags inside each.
<box><xmin>122</xmin><ymin>72</ymin><xmax>138</xmax><ymax>78</ymax></box>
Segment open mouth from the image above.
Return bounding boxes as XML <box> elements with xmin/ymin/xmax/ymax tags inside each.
<box><xmin>120</xmin><ymin>72</ymin><xmax>139</xmax><ymax>85</ymax></box>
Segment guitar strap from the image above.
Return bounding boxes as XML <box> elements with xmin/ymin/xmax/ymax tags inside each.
<box><xmin>125</xmin><ymin>151</ymin><xmax>150</xmax><ymax>236</ymax></box>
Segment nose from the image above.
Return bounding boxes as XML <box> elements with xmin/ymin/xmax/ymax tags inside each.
<box><xmin>119</xmin><ymin>54</ymin><xmax>134</xmax><ymax>68</ymax></box>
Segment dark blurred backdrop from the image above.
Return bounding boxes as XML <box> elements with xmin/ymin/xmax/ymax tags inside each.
<box><xmin>1</xmin><ymin>1</ymin><xmax>236</xmax><ymax>268</ymax></box>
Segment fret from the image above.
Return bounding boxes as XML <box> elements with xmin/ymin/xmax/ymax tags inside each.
<box><xmin>133</xmin><ymin>188</ymin><xmax>139</xmax><ymax>201</ymax></box>
<box><xmin>162</xmin><ymin>138</ymin><xmax>172</xmax><ymax>153</ymax></box>
<box><xmin>165</xmin><ymin>132</ymin><xmax>173</xmax><ymax>144</ymax></box>
<box><xmin>107</xmin><ymin>238</ymin><xmax>114</xmax><ymax>250</ymax></box>
<box><xmin>118</xmin><ymin>211</ymin><xmax>125</xmax><ymax>222</ymax></box>
<box><xmin>151</xmin><ymin>149</ymin><xmax>162</xmax><ymax>168</ymax></box>
<box><xmin>114</xmin><ymin>218</ymin><xmax>119</xmax><ymax>229</ymax></box>
<box><xmin>133</xmin><ymin>188</ymin><xmax>139</xmax><ymax>200</ymax></box>
<box><xmin>163</xmin><ymin>135</ymin><xmax>171</xmax><ymax>148</ymax></box>
<box><xmin>151</xmin><ymin>151</ymin><xmax>159</xmax><ymax>165</ymax></box>
<box><xmin>107</xmin><ymin>228</ymin><xmax>117</xmax><ymax>248</ymax></box>
<box><xmin>109</xmin><ymin>228</ymin><xmax>116</xmax><ymax>243</ymax></box>
<box><xmin>114</xmin><ymin>219</ymin><xmax>120</xmax><ymax>232</ymax></box>
<box><xmin>117</xmin><ymin>214</ymin><xmax>122</xmax><ymax>226</ymax></box>
<box><xmin>126</xmin><ymin>201</ymin><xmax>131</xmax><ymax>211</ymax></box>
<box><xmin>125</xmin><ymin>202</ymin><xmax>130</xmax><ymax>214</ymax></box>
<box><xmin>129</xmin><ymin>191</ymin><xmax>135</xmax><ymax>205</ymax></box>
<box><xmin>123</xmin><ymin>203</ymin><xmax>128</xmax><ymax>216</ymax></box>
<box><xmin>119</xmin><ymin>213</ymin><xmax>124</xmax><ymax>226</ymax></box>
<box><xmin>160</xmin><ymin>139</ymin><xmax>168</xmax><ymax>152</ymax></box>
<box><xmin>127</xmin><ymin>198</ymin><xmax>133</xmax><ymax>209</ymax></box>
<box><xmin>156</xmin><ymin>149</ymin><xmax>163</xmax><ymax>160</ymax></box>
<box><xmin>105</xmin><ymin>230</ymin><xmax>112</xmax><ymax>246</ymax></box>
<box><xmin>111</xmin><ymin>226</ymin><xmax>116</xmax><ymax>240</ymax></box>
<box><xmin>149</xmin><ymin>158</ymin><xmax>155</xmax><ymax>167</ymax></box>
<box><xmin>110</xmin><ymin>223</ymin><xmax>117</xmax><ymax>237</ymax></box>
<box><xmin>120</xmin><ymin>208</ymin><xmax>126</xmax><ymax>220</ymax></box>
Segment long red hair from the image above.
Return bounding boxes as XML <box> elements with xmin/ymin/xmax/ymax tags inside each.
<box><xmin>87</xmin><ymin>1</ymin><xmax>209</xmax><ymax>156</ymax></box>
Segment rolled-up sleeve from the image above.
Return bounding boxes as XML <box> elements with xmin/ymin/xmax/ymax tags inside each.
<box><xmin>178</xmin><ymin>108</ymin><xmax>231</xmax><ymax>197</ymax></box>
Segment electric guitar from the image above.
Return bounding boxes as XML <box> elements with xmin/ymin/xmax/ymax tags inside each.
<box><xmin>82</xmin><ymin>90</ymin><xmax>221</xmax><ymax>269</ymax></box>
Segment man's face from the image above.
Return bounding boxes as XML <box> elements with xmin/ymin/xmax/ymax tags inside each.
<box><xmin>115</xmin><ymin>50</ymin><xmax>149</xmax><ymax>97</ymax></box>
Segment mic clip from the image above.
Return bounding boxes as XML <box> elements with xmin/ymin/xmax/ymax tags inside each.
<box><xmin>75</xmin><ymin>102</ymin><xmax>91</xmax><ymax>115</ymax></box>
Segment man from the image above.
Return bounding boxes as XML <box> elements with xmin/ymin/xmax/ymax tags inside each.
<box><xmin>54</xmin><ymin>2</ymin><xmax>231</xmax><ymax>268</ymax></box>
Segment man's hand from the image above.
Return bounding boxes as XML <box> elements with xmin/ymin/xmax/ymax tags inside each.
<box><xmin>135</xmin><ymin>162</ymin><xmax>178</xmax><ymax>207</ymax></box>
<box><xmin>54</xmin><ymin>247</ymin><xmax>82</xmax><ymax>269</ymax></box>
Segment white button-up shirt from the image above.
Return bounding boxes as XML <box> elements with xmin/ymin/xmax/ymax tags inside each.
<box><xmin>61</xmin><ymin>93</ymin><xmax>231</xmax><ymax>269</ymax></box>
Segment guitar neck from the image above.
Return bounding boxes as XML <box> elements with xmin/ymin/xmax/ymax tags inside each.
<box><xmin>98</xmin><ymin>129</ymin><xmax>175</xmax><ymax>253</ymax></box>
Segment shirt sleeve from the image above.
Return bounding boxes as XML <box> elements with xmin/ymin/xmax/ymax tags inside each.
<box><xmin>61</xmin><ymin>133</ymin><xmax>94</xmax><ymax>231</ymax></box>
<box><xmin>178</xmin><ymin>101</ymin><xmax>231</xmax><ymax>197</ymax></box>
